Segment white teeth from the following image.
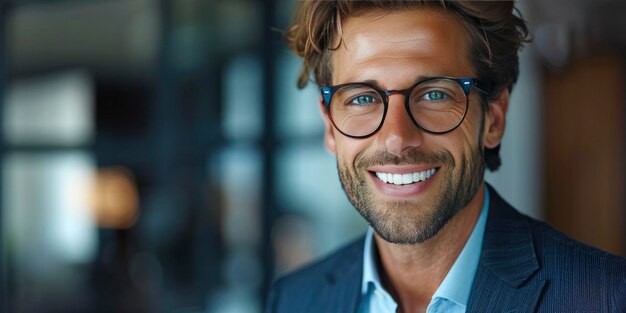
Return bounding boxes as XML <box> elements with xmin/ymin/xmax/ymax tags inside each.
<box><xmin>392</xmin><ymin>174</ymin><xmax>402</xmax><ymax>185</ymax></box>
<box><xmin>376</xmin><ymin>172</ymin><xmax>389</xmax><ymax>183</ymax></box>
<box><xmin>401</xmin><ymin>174</ymin><xmax>413</xmax><ymax>184</ymax></box>
<box><xmin>383</xmin><ymin>173</ymin><xmax>390</xmax><ymax>183</ymax></box>
<box><xmin>375</xmin><ymin>168</ymin><xmax>437</xmax><ymax>185</ymax></box>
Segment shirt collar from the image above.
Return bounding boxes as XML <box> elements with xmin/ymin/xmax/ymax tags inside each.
<box><xmin>362</xmin><ymin>226</ymin><xmax>382</xmax><ymax>294</ymax></box>
<box><xmin>361</xmin><ymin>186</ymin><xmax>490</xmax><ymax>308</ymax></box>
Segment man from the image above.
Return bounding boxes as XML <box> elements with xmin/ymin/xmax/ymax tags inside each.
<box><xmin>266</xmin><ymin>1</ymin><xmax>626</xmax><ymax>312</ymax></box>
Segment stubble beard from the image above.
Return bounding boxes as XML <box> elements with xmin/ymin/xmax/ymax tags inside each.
<box><xmin>337</xmin><ymin>146</ymin><xmax>484</xmax><ymax>245</ymax></box>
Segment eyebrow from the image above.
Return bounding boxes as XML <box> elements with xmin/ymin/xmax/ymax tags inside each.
<box><xmin>354</xmin><ymin>75</ymin><xmax>437</xmax><ymax>90</ymax></box>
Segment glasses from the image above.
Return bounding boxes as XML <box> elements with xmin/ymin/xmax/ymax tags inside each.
<box><xmin>321</xmin><ymin>77</ymin><xmax>491</xmax><ymax>138</ymax></box>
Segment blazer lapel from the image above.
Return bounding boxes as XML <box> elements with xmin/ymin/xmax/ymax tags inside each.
<box><xmin>316</xmin><ymin>238</ymin><xmax>363</xmax><ymax>313</ymax></box>
<box><xmin>467</xmin><ymin>185</ymin><xmax>546</xmax><ymax>313</ymax></box>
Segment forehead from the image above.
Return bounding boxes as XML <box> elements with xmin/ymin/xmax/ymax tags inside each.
<box><xmin>331</xmin><ymin>8</ymin><xmax>473</xmax><ymax>86</ymax></box>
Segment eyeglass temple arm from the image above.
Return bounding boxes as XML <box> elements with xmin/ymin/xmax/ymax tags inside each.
<box><xmin>466</xmin><ymin>79</ymin><xmax>491</xmax><ymax>95</ymax></box>
<box><xmin>321</xmin><ymin>87</ymin><xmax>333</xmax><ymax>107</ymax></box>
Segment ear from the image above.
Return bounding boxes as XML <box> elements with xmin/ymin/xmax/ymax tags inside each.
<box><xmin>483</xmin><ymin>89</ymin><xmax>509</xmax><ymax>149</ymax></box>
<box><xmin>319</xmin><ymin>96</ymin><xmax>336</xmax><ymax>154</ymax></box>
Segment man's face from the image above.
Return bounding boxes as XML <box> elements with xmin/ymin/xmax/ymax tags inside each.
<box><xmin>323</xmin><ymin>8</ymin><xmax>506</xmax><ymax>244</ymax></box>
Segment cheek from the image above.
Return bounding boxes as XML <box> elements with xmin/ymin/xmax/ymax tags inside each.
<box><xmin>459</xmin><ymin>101</ymin><xmax>485</xmax><ymax>144</ymax></box>
<box><xmin>334</xmin><ymin>135</ymin><xmax>372</xmax><ymax>168</ymax></box>
<box><xmin>438</xmin><ymin>107</ymin><xmax>484</xmax><ymax>160</ymax></box>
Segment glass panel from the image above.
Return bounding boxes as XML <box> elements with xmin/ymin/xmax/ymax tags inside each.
<box><xmin>3</xmin><ymin>151</ymin><xmax>97</xmax><ymax>311</ymax></box>
<box><xmin>223</xmin><ymin>54</ymin><xmax>263</xmax><ymax>141</ymax></box>
<box><xmin>3</xmin><ymin>151</ymin><xmax>96</xmax><ymax>264</ymax></box>
<box><xmin>3</xmin><ymin>71</ymin><xmax>93</xmax><ymax>146</ymax></box>
<box><xmin>207</xmin><ymin>144</ymin><xmax>262</xmax><ymax>313</ymax></box>
<box><xmin>276</xmin><ymin>53</ymin><xmax>325</xmax><ymax>138</ymax></box>
<box><xmin>7</xmin><ymin>1</ymin><xmax>158</xmax><ymax>76</ymax></box>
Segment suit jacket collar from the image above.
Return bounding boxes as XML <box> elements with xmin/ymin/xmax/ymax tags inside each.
<box><xmin>467</xmin><ymin>184</ymin><xmax>545</xmax><ymax>313</ymax></box>
<box><xmin>319</xmin><ymin>184</ymin><xmax>545</xmax><ymax>313</ymax></box>
<box><xmin>319</xmin><ymin>236</ymin><xmax>363</xmax><ymax>313</ymax></box>
<box><xmin>481</xmin><ymin>184</ymin><xmax>539</xmax><ymax>287</ymax></box>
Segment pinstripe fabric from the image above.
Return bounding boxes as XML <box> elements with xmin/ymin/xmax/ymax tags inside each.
<box><xmin>266</xmin><ymin>185</ymin><xmax>626</xmax><ymax>313</ymax></box>
<box><xmin>467</xmin><ymin>187</ymin><xmax>626</xmax><ymax>313</ymax></box>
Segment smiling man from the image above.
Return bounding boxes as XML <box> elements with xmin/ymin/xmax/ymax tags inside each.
<box><xmin>266</xmin><ymin>1</ymin><xmax>626</xmax><ymax>313</ymax></box>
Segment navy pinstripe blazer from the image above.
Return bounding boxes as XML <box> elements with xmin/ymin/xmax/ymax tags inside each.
<box><xmin>266</xmin><ymin>186</ymin><xmax>626</xmax><ymax>313</ymax></box>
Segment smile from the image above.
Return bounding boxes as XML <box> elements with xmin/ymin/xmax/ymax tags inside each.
<box><xmin>374</xmin><ymin>168</ymin><xmax>437</xmax><ymax>185</ymax></box>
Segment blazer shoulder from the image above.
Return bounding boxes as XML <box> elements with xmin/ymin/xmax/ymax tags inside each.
<box><xmin>482</xmin><ymin>186</ymin><xmax>626</xmax><ymax>312</ymax></box>
<box><xmin>529</xmin><ymin>216</ymin><xmax>626</xmax><ymax>267</ymax></box>
<box><xmin>528</xmin><ymin>217</ymin><xmax>626</xmax><ymax>311</ymax></box>
<box><xmin>272</xmin><ymin>235</ymin><xmax>364</xmax><ymax>288</ymax></box>
<box><xmin>488</xmin><ymin>185</ymin><xmax>625</xmax><ymax>269</ymax></box>
<box><xmin>266</xmin><ymin>236</ymin><xmax>364</xmax><ymax>313</ymax></box>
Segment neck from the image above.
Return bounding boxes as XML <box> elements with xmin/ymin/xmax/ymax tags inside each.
<box><xmin>374</xmin><ymin>182</ymin><xmax>486</xmax><ymax>313</ymax></box>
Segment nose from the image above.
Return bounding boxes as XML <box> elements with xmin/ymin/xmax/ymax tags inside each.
<box><xmin>375</xmin><ymin>94</ymin><xmax>424</xmax><ymax>156</ymax></box>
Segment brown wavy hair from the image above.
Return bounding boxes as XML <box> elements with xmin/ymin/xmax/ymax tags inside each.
<box><xmin>285</xmin><ymin>0</ymin><xmax>531</xmax><ymax>171</ymax></box>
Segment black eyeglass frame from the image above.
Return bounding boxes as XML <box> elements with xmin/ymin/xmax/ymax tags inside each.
<box><xmin>320</xmin><ymin>77</ymin><xmax>491</xmax><ymax>139</ymax></box>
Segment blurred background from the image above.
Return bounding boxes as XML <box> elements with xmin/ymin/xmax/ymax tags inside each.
<box><xmin>0</xmin><ymin>0</ymin><xmax>624</xmax><ymax>312</ymax></box>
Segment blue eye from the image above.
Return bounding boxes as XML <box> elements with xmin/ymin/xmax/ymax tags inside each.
<box><xmin>350</xmin><ymin>95</ymin><xmax>377</xmax><ymax>105</ymax></box>
<box><xmin>424</xmin><ymin>90</ymin><xmax>447</xmax><ymax>101</ymax></box>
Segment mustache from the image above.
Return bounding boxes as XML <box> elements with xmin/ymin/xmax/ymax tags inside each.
<box><xmin>355</xmin><ymin>149</ymin><xmax>455</xmax><ymax>168</ymax></box>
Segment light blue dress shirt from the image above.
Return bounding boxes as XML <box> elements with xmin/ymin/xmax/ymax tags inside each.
<box><xmin>358</xmin><ymin>186</ymin><xmax>490</xmax><ymax>313</ymax></box>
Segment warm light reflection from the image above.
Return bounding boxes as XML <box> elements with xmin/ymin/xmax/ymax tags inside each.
<box><xmin>90</xmin><ymin>167</ymin><xmax>139</xmax><ymax>229</ymax></box>
<box><xmin>271</xmin><ymin>214</ymin><xmax>314</xmax><ymax>275</ymax></box>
